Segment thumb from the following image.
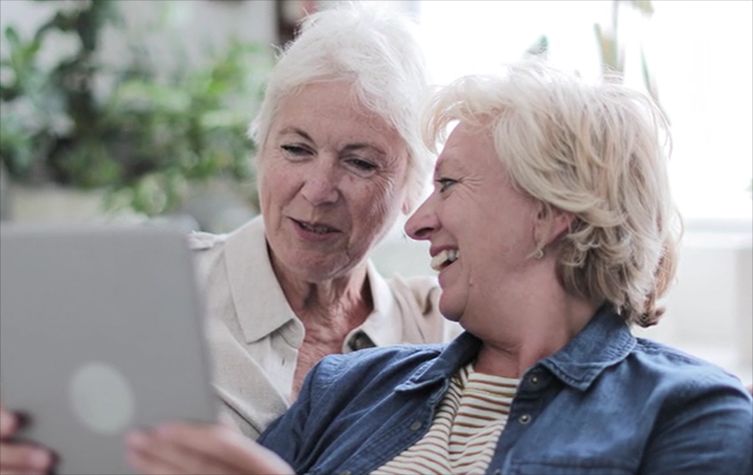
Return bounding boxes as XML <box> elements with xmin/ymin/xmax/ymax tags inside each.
<box><xmin>0</xmin><ymin>406</ymin><xmax>18</xmax><ymax>439</ymax></box>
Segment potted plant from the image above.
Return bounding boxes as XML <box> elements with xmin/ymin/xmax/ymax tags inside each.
<box><xmin>0</xmin><ymin>0</ymin><xmax>271</xmax><ymax>229</ymax></box>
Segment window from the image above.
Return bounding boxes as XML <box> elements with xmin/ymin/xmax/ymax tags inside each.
<box><xmin>416</xmin><ymin>0</ymin><xmax>753</xmax><ymax>222</ymax></box>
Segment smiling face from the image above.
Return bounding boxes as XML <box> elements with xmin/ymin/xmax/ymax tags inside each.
<box><xmin>405</xmin><ymin>124</ymin><xmax>542</xmax><ymax>326</ymax></box>
<box><xmin>258</xmin><ymin>80</ymin><xmax>410</xmax><ymax>282</ymax></box>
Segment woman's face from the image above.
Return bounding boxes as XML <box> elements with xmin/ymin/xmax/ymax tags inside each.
<box><xmin>258</xmin><ymin>80</ymin><xmax>409</xmax><ymax>282</ymax></box>
<box><xmin>405</xmin><ymin>124</ymin><xmax>541</xmax><ymax>326</ymax></box>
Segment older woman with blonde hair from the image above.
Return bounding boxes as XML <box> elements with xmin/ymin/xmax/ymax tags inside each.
<box><xmin>127</xmin><ymin>62</ymin><xmax>751</xmax><ymax>475</ymax></box>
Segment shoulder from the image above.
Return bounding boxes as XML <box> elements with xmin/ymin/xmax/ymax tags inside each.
<box><xmin>626</xmin><ymin>339</ymin><xmax>752</xmax><ymax>472</ymax></box>
<box><xmin>185</xmin><ymin>218</ymin><xmax>269</xmax><ymax>300</ymax></box>
<box><xmin>630</xmin><ymin>337</ymin><xmax>752</xmax><ymax>411</ymax></box>
<box><xmin>319</xmin><ymin>343</ymin><xmax>445</xmax><ymax>373</ymax></box>
<box><xmin>632</xmin><ymin>338</ymin><xmax>746</xmax><ymax>387</ymax></box>
<box><xmin>187</xmin><ymin>231</ymin><xmax>229</xmax><ymax>252</ymax></box>
<box><xmin>186</xmin><ymin>231</ymin><xmax>230</xmax><ymax>283</ymax></box>
<box><xmin>386</xmin><ymin>274</ymin><xmax>460</xmax><ymax>342</ymax></box>
<box><xmin>308</xmin><ymin>343</ymin><xmax>445</xmax><ymax>390</ymax></box>
<box><xmin>187</xmin><ymin>216</ymin><xmax>265</xmax><ymax>253</ymax></box>
<box><xmin>387</xmin><ymin>274</ymin><xmax>439</xmax><ymax>308</ymax></box>
<box><xmin>187</xmin><ymin>217</ymin><xmax>265</xmax><ymax>269</ymax></box>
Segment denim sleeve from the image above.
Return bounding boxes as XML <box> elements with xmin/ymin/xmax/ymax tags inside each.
<box><xmin>639</xmin><ymin>378</ymin><xmax>753</xmax><ymax>474</ymax></box>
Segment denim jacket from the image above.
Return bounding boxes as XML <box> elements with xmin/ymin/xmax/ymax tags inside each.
<box><xmin>259</xmin><ymin>307</ymin><xmax>753</xmax><ymax>475</ymax></box>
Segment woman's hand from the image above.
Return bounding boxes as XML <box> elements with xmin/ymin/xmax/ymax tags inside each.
<box><xmin>126</xmin><ymin>422</ymin><xmax>293</xmax><ymax>475</ymax></box>
<box><xmin>0</xmin><ymin>404</ymin><xmax>54</xmax><ymax>475</ymax></box>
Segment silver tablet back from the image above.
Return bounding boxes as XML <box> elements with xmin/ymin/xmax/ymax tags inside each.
<box><xmin>0</xmin><ymin>224</ymin><xmax>217</xmax><ymax>474</ymax></box>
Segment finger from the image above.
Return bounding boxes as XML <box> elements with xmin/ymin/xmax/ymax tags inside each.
<box><xmin>0</xmin><ymin>444</ymin><xmax>52</xmax><ymax>473</ymax></box>
<box><xmin>0</xmin><ymin>469</ymin><xmax>47</xmax><ymax>475</ymax></box>
<box><xmin>0</xmin><ymin>470</ymin><xmax>46</xmax><ymax>475</ymax></box>
<box><xmin>126</xmin><ymin>436</ymin><xmax>182</xmax><ymax>475</ymax></box>
<box><xmin>155</xmin><ymin>424</ymin><xmax>259</xmax><ymax>467</ymax></box>
<box><xmin>126</xmin><ymin>431</ymin><xmax>231</xmax><ymax>475</ymax></box>
<box><xmin>0</xmin><ymin>407</ymin><xmax>17</xmax><ymax>439</ymax></box>
<box><xmin>155</xmin><ymin>423</ymin><xmax>292</xmax><ymax>474</ymax></box>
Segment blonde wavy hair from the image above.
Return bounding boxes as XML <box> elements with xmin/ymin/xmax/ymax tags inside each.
<box><xmin>423</xmin><ymin>62</ymin><xmax>681</xmax><ymax>326</ymax></box>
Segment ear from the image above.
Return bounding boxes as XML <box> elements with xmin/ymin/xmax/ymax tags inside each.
<box><xmin>534</xmin><ymin>203</ymin><xmax>574</xmax><ymax>247</ymax></box>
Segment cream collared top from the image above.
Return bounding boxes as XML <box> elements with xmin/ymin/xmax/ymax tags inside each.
<box><xmin>189</xmin><ymin>217</ymin><xmax>456</xmax><ymax>439</ymax></box>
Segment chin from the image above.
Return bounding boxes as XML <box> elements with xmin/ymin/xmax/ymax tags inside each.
<box><xmin>439</xmin><ymin>299</ymin><xmax>463</xmax><ymax>322</ymax></box>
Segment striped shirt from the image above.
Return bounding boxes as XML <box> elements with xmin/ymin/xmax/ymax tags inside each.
<box><xmin>372</xmin><ymin>363</ymin><xmax>519</xmax><ymax>475</ymax></box>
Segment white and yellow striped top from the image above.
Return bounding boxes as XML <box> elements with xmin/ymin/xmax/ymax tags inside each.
<box><xmin>372</xmin><ymin>363</ymin><xmax>519</xmax><ymax>475</ymax></box>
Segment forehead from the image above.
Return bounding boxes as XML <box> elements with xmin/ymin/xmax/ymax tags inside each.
<box><xmin>436</xmin><ymin>123</ymin><xmax>498</xmax><ymax>172</ymax></box>
<box><xmin>273</xmin><ymin>80</ymin><xmax>401</xmax><ymax>146</ymax></box>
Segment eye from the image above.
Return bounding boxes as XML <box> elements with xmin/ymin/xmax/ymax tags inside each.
<box><xmin>347</xmin><ymin>158</ymin><xmax>377</xmax><ymax>172</ymax></box>
<box><xmin>281</xmin><ymin>144</ymin><xmax>313</xmax><ymax>159</ymax></box>
<box><xmin>436</xmin><ymin>177</ymin><xmax>457</xmax><ymax>192</ymax></box>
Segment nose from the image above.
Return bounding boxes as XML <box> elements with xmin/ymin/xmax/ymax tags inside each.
<box><xmin>404</xmin><ymin>195</ymin><xmax>437</xmax><ymax>241</ymax></box>
<box><xmin>301</xmin><ymin>161</ymin><xmax>340</xmax><ymax>206</ymax></box>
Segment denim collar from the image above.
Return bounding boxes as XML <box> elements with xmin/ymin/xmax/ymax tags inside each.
<box><xmin>395</xmin><ymin>332</ymin><xmax>481</xmax><ymax>395</ymax></box>
<box><xmin>540</xmin><ymin>304</ymin><xmax>636</xmax><ymax>391</ymax></box>
<box><xmin>396</xmin><ymin>304</ymin><xmax>635</xmax><ymax>393</ymax></box>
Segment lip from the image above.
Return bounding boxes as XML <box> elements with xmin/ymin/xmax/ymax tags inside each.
<box><xmin>288</xmin><ymin>217</ymin><xmax>343</xmax><ymax>242</ymax></box>
<box><xmin>291</xmin><ymin>217</ymin><xmax>342</xmax><ymax>232</ymax></box>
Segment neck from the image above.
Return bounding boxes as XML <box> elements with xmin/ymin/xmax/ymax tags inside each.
<box><xmin>472</xmin><ymin>265</ymin><xmax>597</xmax><ymax>378</ymax></box>
<box><xmin>270</xmin><ymin>252</ymin><xmax>373</xmax><ymax>328</ymax></box>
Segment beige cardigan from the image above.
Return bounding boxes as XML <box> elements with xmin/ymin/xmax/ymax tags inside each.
<box><xmin>189</xmin><ymin>217</ymin><xmax>455</xmax><ymax>439</ymax></box>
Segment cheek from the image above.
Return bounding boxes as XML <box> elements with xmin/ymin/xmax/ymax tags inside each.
<box><xmin>348</xmin><ymin>178</ymin><xmax>402</xmax><ymax>233</ymax></box>
<box><xmin>259</xmin><ymin>160</ymin><xmax>298</xmax><ymax>206</ymax></box>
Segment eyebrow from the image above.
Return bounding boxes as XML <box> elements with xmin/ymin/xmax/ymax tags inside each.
<box><xmin>434</xmin><ymin>153</ymin><xmax>465</xmax><ymax>176</ymax></box>
<box><xmin>434</xmin><ymin>154</ymin><xmax>448</xmax><ymax>173</ymax></box>
<box><xmin>278</xmin><ymin>127</ymin><xmax>314</xmax><ymax>142</ymax></box>
<box><xmin>342</xmin><ymin>143</ymin><xmax>386</xmax><ymax>157</ymax></box>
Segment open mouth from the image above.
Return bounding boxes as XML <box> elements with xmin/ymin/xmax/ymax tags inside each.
<box><xmin>431</xmin><ymin>249</ymin><xmax>460</xmax><ymax>271</ymax></box>
<box><xmin>291</xmin><ymin>218</ymin><xmax>340</xmax><ymax>235</ymax></box>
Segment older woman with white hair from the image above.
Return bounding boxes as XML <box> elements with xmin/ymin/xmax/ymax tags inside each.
<box><xmin>0</xmin><ymin>5</ymin><xmax>455</xmax><ymax>473</ymax></box>
<box><xmin>188</xmin><ymin>3</ymin><xmax>452</xmax><ymax>437</ymax></box>
<box><xmin>126</xmin><ymin>62</ymin><xmax>751</xmax><ymax>475</ymax></box>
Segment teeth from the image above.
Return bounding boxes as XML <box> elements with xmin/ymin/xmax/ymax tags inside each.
<box><xmin>430</xmin><ymin>249</ymin><xmax>460</xmax><ymax>271</ymax></box>
<box><xmin>300</xmin><ymin>222</ymin><xmax>333</xmax><ymax>234</ymax></box>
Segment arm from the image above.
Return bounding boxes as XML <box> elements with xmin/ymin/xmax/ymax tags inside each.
<box><xmin>0</xmin><ymin>404</ymin><xmax>54</xmax><ymax>475</ymax></box>
<box><xmin>639</xmin><ymin>381</ymin><xmax>753</xmax><ymax>474</ymax></box>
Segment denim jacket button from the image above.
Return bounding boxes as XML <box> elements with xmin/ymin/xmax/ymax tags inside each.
<box><xmin>530</xmin><ymin>374</ymin><xmax>540</xmax><ymax>385</ymax></box>
<box><xmin>518</xmin><ymin>413</ymin><xmax>532</xmax><ymax>424</ymax></box>
<box><xmin>409</xmin><ymin>420</ymin><xmax>422</xmax><ymax>431</ymax></box>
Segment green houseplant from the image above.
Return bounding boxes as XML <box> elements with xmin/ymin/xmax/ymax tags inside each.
<box><xmin>0</xmin><ymin>0</ymin><xmax>271</xmax><ymax>219</ymax></box>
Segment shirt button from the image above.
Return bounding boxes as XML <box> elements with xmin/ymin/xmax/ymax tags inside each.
<box><xmin>350</xmin><ymin>331</ymin><xmax>375</xmax><ymax>351</ymax></box>
<box><xmin>409</xmin><ymin>420</ymin><xmax>422</xmax><ymax>431</ymax></box>
<box><xmin>518</xmin><ymin>414</ymin><xmax>532</xmax><ymax>425</ymax></box>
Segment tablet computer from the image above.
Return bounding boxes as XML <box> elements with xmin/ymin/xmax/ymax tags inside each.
<box><xmin>0</xmin><ymin>224</ymin><xmax>217</xmax><ymax>474</ymax></box>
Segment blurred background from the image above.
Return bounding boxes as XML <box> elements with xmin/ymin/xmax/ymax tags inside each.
<box><xmin>1</xmin><ymin>0</ymin><xmax>750</xmax><ymax>384</ymax></box>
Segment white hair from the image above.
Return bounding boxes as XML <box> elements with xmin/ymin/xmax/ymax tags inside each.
<box><xmin>249</xmin><ymin>3</ymin><xmax>431</xmax><ymax>210</ymax></box>
<box><xmin>424</xmin><ymin>62</ymin><xmax>681</xmax><ymax>326</ymax></box>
